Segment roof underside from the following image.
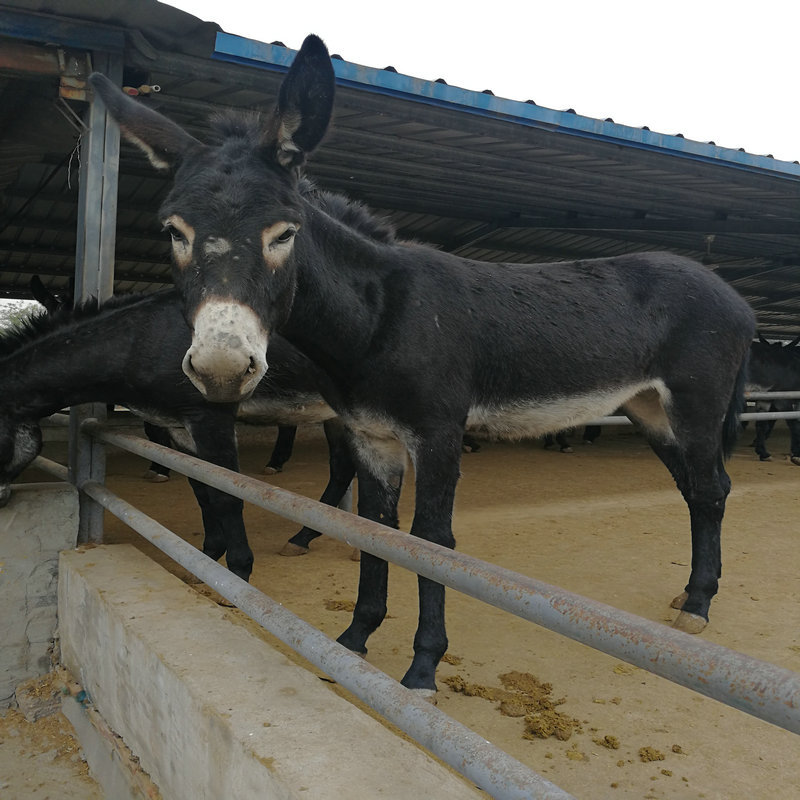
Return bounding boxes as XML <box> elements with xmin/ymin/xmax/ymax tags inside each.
<box><xmin>1</xmin><ymin>1</ymin><xmax>798</xmax><ymax>336</ymax></box>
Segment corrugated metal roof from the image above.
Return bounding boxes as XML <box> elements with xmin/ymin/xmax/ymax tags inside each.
<box><xmin>215</xmin><ymin>32</ymin><xmax>800</xmax><ymax>177</ymax></box>
<box><xmin>1</xmin><ymin>0</ymin><xmax>798</xmax><ymax>335</ymax></box>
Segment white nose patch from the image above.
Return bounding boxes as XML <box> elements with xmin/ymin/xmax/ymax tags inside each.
<box><xmin>183</xmin><ymin>300</ymin><xmax>268</xmax><ymax>401</ymax></box>
<box><xmin>204</xmin><ymin>237</ymin><xmax>232</xmax><ymax>258</ymax></box>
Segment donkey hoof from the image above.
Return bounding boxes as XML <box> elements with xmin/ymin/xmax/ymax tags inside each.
<box><xmin>263</xmin><ymin>465</ymin><xmax>283</xmax><ymax>475</ymax></box>
<box><xmin>560</xmin><ymin>446</ymin><xmax>574</xmax><ymax>454</ymax></box>
<box><xmin>790</xmin><ymin>456</ymin><xmax>800</xmax><ymax>467</ymax></box>
<box><xmin>279</xmin><ymin>542</ymin><xmax>309</xmax><ymax>557</ymax></box>
<box><xmin>349</xmin><ymin>548</ymin><xmax>361</xmax><ymax>562</ymax></box>
<box><xmin>411</xmin><ymin>688</ymin><xmax>438</xmax><ymax>704</ymax></box>
<box><xmin>759</xmin><ymin>454</ymin><xmax>773</xmax><ymax>462</ymax></box>
<box><xmin>669</xmin><ymin>591</ymin><xmax>688</xmax><ymax>610</ymax></box>
<box><xmin>150</xmin><ymin>473</ymin><xmax>169</xmax><ymax>483</ymax></box>
<box><xmin>672</xmin><ymin>611</ymin><xmax>707</xmax><ymax>634</ymax></box>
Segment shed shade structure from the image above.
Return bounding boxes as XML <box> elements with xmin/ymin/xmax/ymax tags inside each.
<box><xmin>0</xmin><ymin>0</ymin><xmax>798</xmax><ymax>336</ymax></box>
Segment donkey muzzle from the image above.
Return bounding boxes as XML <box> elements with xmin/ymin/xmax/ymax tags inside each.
<box><xmin>183</xmin><ymin>300</ymin><xmax>269</xmax><ymax>402</ymax></box>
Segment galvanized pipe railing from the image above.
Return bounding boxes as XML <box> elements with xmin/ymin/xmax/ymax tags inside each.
<box><xmin>78</xmin><ymin>477</ymin><xmax>572</xmax><ymax>800</ymax></box>
<box><xmin>81</xmin><ymin>420</ymin><xmax>800</xmax><ymax>736</ymax></box>
<box><xmin>740</xmin><ymin>411</ymin><xmax>800</xmax><ymax>420</ymax></box>
<box><xmin>590</xmin><ymin>409</ymin><xmax>800</xmax><ymax>426</ymax></box>
<box><xmin>33</xmin><ymin>455</ymin><xmax>69</xmax><ymax>482</ymax></box>
<box><xmin>746</xmin><ymin>391</ymin><xmax>800</xmax><ymax>401</ymax></box>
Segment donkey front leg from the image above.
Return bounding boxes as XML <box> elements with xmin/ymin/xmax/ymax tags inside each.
<box><xmin>336</xmin><ymin>456</ymin><xmax>403</xmax><ymax>655</ymax></box>
<box><xmin>187</xmin><ymin>478</ymin><xmax>253</xmax><ymax>581</ymax></box>
<box><xmin>400</xmin><ymin>430</ymin><xmax>463</xmax><ymax>693</ymax></box>
<box><xmin>186</xmin><ymin>412</ymin><xmax>254</xmax><ymax>580</ymax></box>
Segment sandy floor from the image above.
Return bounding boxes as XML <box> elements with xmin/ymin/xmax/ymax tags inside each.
<box><xmin>0</xmin><ymin>705</ymin><xmax>103</xmax><ymax>800</ymax></box>
<box><xmin>7</xmin><ymin>423</ymin><xmax>800</xmax><ymax>798</ymax></box>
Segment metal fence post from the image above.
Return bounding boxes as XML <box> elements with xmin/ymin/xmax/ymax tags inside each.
<box><xmin>69</xmin><ymin>49</ymin><xmax>121</xmax><ymax>543</ymax></box>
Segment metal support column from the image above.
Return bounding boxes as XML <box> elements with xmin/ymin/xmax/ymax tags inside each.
<box><xmin>69</xmin><ymin>50</ymin><xmax>122</xmax><ymax>543</ymax></box>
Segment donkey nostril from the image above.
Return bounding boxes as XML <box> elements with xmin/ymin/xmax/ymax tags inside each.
<box><xmin>247</xmin><ymin>356</ymin><xmax>257</xmax><ymax>375</ymax></box>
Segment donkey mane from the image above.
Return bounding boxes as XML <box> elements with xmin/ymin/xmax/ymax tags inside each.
<box><xmin>0</xmin><ymin>291</ymin><xmax>158</xmax><ymax>359</ymax></box>
<box><xmin>299</xmin><ymin>179</ymin><xmax>397</xmax><ymax>244</ymax></box>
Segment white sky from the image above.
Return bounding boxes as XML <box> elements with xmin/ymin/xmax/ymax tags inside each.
<box><xmin>165</xmin><ymin>0</ymin><xmax>800</xmax><ymax>163</ymax></box>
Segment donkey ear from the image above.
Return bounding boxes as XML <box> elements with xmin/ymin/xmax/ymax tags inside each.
<box><xmin>88</xmin><ymin>73</ymin><xmax>201</xmax><ymax>171</ymax></box>
<box><xmin>29</xmin><ymin>275</ymin><xmax>51</xmax><ymax>307</ymax></box>
<box><xmin>29</xmin><ymin>275</ymin><xmax>64</xmax><ymax>313</ymax></box>
<box><xmin>268</xmin><ymin>34</ymin><xmax>335</xmax><ymax>169</ymax></box>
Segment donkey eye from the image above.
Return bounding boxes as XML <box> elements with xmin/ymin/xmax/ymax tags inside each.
<box><xmin>275</xmin><ymin>227</ymin><xmax>297</xmax><ymax>244</ymax></box>
<box><xmin>163</xmin><ymin>223</ymin><xmax>186</xmax><ymax>243</ymax></box>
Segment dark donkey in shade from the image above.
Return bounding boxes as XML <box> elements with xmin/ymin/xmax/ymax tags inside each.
<box><xmin>747</xmin><ymin>336</ymin><xmax>800</xmax><ymax>465</ymax></box>
<box><xmin>90</xmin><ymin>36</ymin><xmax>756</xmax><ymax>694</ymax></box>
<box><xmin>30</xmin><ymin>272</ymin><xmax>301</xmax><ymax>480</ymax></box>
<box><xmin>0</xmin><ymin>290</ymin><xmax>357</xmax><ymax>576</ymax></box>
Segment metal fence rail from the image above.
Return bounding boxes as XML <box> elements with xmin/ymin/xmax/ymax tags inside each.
<box><xmin>589</xmin><ymin>410</ymin><xmax>800</xmax><ymax>426</ymax></box>
<box><xmin>80</xmin><ymin>419</ymin><xmax>800</xmax><ymax>738</ymax></box>
<box><xmin>745</xmin><ymin>391</ymin><xmax>800</xmax><ymax>401</ymax></box>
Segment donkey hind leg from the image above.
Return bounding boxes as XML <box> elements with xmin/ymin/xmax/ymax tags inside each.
<box><xmin>400</xmin><ymin>427</ymin><xmax>463</xmax><ymax>694</ymax></box>
<box><xmin>282</xmin><ymin>418</ymin><xmax>357</xmax><ymax>555</ymax></box>
<box><xmin>789</xmin><ymin>413</ymin><xmax>800</xmax><ymax>465</ymax></box>
<box><xmin>143</xmin><ymin>421</ymin><xmax>172</xmax><ymax>479</ymax></box>
<box><xmin>264</xmin><ymin>425</ymin><xmax>297</xmax><ymax>474</ymax></box>
<box><xmin>628</xmin><ymin>392</ymin><xmax>730</xmax><ymax>633</ymax></box>
<box><xmin>753</xmin><ymin>418</ymin><xmax>774</xmax><ymax>461</ymax></box>
<box><xmin>336</xmin><ymin>435</ymin><xmax>405</xmax><ymax>658</ymax></box>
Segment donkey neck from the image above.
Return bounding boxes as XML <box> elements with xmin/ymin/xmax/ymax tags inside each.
<box><xmin>285</xmin><ymin>198</ymin><xmax>398</xmax><ymax>369</ymax></box>
<box><xmin>0</xmin><ymin>296</ymin><xmax>185</xmax><ymax>419</ymax></box>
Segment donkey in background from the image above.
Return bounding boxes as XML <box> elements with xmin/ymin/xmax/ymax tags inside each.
<box><xmin>748</xmin><ymin>336</ymin><xmax>800</xmax><ymax>465</ymax></box>
<box><xmin>28</xmin><ymin>275</ymin><xmax>300</xmax><ymax>481</ymax></box>
<box><xmin>91</xmin><ymin>36</ymin><xmax>756</xmax><ymax>694</ymax></box>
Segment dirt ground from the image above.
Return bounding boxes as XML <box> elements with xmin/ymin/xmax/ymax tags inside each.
<box><xmin>0</xmin><ymin>704</ymin><xmax>103</xmax><ymax>800</ymax></box>
<box><xmin>7</xmin><ymin>423</ymin><xmax>800</xmax><ymax>798</ymax></box>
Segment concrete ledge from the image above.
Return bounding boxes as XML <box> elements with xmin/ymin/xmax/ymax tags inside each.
<box><xmin>1</xmin><ymin>482</ymin><xmax>78</xmax><ymax>706</ymax></box>
<box><xmin>61</xmin><ymin>691</ymin><xmax>162</xmax><ymax>800</ymax></box>
<box><xmin>59</xmin><ymin>545</ymin><xmax>482</xmax><ymax>800</ymax></box>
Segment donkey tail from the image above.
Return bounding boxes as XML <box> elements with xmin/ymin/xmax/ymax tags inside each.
<box><xmin>722</xmin><ymin>352</ymin><xmax>749</xmax><ymax>460</ymax></box>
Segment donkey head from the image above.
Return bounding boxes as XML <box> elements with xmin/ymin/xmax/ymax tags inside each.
<box><xmin>0</xmin><ymin>417</ymin><xmax>43</xmax><ymax>507</ymax></box>
<box><xmin>89</xmin><ymin>35</ymin><xmax>335</xmax><ymax>402</ymax></box>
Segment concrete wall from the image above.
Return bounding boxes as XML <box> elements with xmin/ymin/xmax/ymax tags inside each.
<box><xmin>0</xmin><ymin>482</ymin><xmax>79</xmax><ymax>706</ymax></box>
<box><xmin>59</xmin><ymin>545</ymin><xmax>484</xmax><ymax>800</ymax></box>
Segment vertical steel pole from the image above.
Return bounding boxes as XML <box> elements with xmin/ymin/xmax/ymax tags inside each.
<box><xmin>69</xmin><ymin>50</ymin><xmax>122</xmax><ymax>543</ymax></box>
